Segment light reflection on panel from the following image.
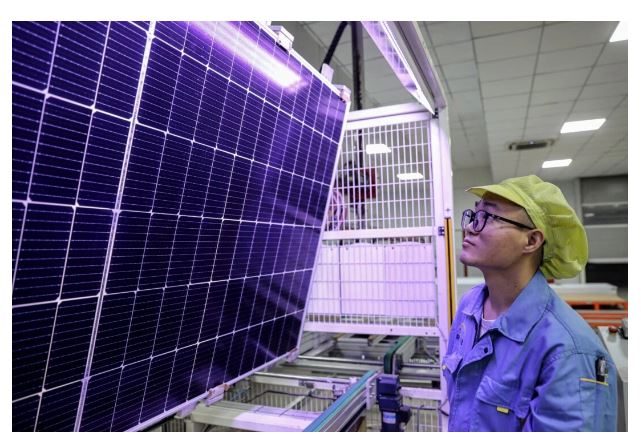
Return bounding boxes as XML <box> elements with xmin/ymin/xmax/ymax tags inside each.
<box><xmin>12</xmin><ymin>20</ymin><xmax>347</xmax><ymax>431</ymax></box>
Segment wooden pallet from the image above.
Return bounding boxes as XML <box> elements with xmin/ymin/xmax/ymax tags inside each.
<box><xmin>575</xmin><ymin>309</ymin><xmax>628</xmax><ymax>328</ymax></box>
<box><xmin>558</xmin><ymin>293</ymin><xmax>627</xmax><ymax>328</ymax></box>
<box><xmin>560</xmin><ymin>293</ymin><xmax>628</xmax><ymax>311</ymax></box>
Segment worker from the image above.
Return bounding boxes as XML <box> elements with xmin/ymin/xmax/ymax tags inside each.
<box><xmin>444</xmin><ymin>175</ymin><xmax>617</xmax><ymax>431</ymax></box>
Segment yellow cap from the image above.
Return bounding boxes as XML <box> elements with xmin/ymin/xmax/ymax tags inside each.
<box><xmin>466</xmin><ymin>175</ymin><xmax>588</xmax><ymax>279</ymax></box>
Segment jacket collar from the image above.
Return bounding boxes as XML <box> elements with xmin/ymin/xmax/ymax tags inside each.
<box><xmin>461</xmin><ymin>270</ymin><xmax>552</xmax><ymax>343</ymax></box>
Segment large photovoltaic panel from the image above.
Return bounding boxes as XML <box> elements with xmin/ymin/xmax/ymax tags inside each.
<box><xmin>12</xmin><ymin>21</ymin><xmax>347</xmax><ymax>431</ymax></box>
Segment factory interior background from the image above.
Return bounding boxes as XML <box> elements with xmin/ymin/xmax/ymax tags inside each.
<box><xmin>274</xmin><ymin>20</ymin><xmax>628</xmax><ymax>289</ymax></box>
<box><xmin>8</xmin><ymin>7</ymin><xmax>630</xmax><ymax>435</ymax></box>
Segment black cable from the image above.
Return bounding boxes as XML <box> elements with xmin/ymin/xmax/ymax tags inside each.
<box><xmin>321</xmin><ymin>21</ymin><xmax>349</xmax><ymax>69</ymax></box>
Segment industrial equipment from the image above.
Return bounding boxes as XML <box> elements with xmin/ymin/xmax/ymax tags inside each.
<box><xmin>376</xmin><ymin>374</ymin><xmax>412</xmax><ymax>431</ymax></box>
<box><xmin>12</xmin><ymin>20</ymin><xmax>452</xmax><ymax>432</ymax></box>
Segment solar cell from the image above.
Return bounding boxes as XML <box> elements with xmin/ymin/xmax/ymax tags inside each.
<box><xmin>37</xmin><ymin>381</ymin><xmax>83</xmax><ymax>431</ymax></box>
<box><xmin>12</xmin><ymin>20</ymin><xmax>347</xmax><ymax>431</ymax></box>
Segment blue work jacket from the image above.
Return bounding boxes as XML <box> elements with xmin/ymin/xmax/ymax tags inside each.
<box><xmin>443</xmin><ymin>271</ymin><xmax>618</xmax><ymax>431</ymax></box>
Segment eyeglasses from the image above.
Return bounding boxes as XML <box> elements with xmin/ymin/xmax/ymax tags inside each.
<box><xmin>461</xmin><ymin>208</ymin><xmax>535</xmax><ymax>233</ymax></box>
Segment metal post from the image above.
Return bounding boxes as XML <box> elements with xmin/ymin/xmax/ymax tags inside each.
<box><xmin>350</xmin><ymin>21</ymin><xmax>366</xmax><ymax>224</ymax></box>
<box><xmin>350</xmin><ymin>21</ymin><xmax>364</xmax><ymax>112</ymax></box>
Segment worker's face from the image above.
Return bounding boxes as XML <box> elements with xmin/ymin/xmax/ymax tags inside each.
<box><xmin>459</xmin><ymin>193</ymin><xmax>535</xmax><ymax>271</ymax></box>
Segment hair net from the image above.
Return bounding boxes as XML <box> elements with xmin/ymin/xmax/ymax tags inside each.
<box><xmin>466</xmin><ymin>175</ymin><xmax>588</xmax><ymax>279</ymax></box>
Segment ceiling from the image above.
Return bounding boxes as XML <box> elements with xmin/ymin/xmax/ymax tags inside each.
<box><xmin>290</xmin><ymin>21</ymin><xmax>628</xmax><ymax>183</ymax></box>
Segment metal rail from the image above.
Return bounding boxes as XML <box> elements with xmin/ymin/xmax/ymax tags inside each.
<box><xmin>304</xmin><ymin>370</ymin><xmax>377</xmax><ymax>431</ymax></box>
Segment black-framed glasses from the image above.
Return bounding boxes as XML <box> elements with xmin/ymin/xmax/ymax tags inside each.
<box><xmin>461</xmin><ymin>209</ymin><xmax>535</xmax><ymax>233</ymax></box>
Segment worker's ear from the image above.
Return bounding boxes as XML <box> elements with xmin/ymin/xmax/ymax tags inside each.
<box><xmin>523</xmin><ymin>229</ymin><xmax>545</xmax><ymax>255</ymax></box>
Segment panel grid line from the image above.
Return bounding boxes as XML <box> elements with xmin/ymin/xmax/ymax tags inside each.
<box><xmin>12</xmin><ymin>22</ymin><xmax>62</xmax><ymax>291</ymax></box>
<box><xmin>74</xmin><ymin>21</ymin><xmax>158</xmax><ymax>432</ymax></box>
<box><xmin>13</xmin><ymin>22</ymin><xmax>63</xmax><ymax>428</ymax></box>
<box><xmin>12</xmin><ymin>20</ymin><xmax>347</xmax><ymax>432</ymax></box>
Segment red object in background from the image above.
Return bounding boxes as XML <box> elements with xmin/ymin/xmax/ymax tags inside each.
<box><xmin>339</xmin><ymin>167</ymin><xmax>376</xmax><ymax>202</ymax></box>
<box><xmin>563</xmin><ymin>294</ymin><xmax>628</xmax><ymax>328</ymax></box>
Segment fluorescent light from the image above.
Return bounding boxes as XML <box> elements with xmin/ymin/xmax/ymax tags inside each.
<box><xmin>610</xmin><ymin>22</ymin><xmax>627</xmax><ymax>42</ymax></box>
<box><xmin>560</xmin><ymin>118</ymin><xmax>606</xmax><ymax>133</ymax></box>
<box><xmin>361</xmin><ymin>21</ymin><xmax>435</xmax><ymax>114</ymax></box>
<box><xmin>397</xmin><ymin>172</ymin><xmax>424</xmax><ymax>180</ymax></box>
<box><xmin>366</xmin><ymin>143</ymin><xmax>391</xmax><ymax>155</ymax></box>
<box><xmin>542</xmin><ymin>159</ymin><xmax>572</xmax><ymax>169</ymax></box>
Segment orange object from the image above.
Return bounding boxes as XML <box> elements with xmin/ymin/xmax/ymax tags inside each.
<box><xmin>560</xmin><ymin>294</ymin><xmax>627</xmax><ymax>311</ymax></box>
<box><xmin>557</xmin><ymin>293</ymin><xmax>627</xmax><ymax>327</ymax></box>
<box><xmin>574</xmin><ymin>309</ymin><xmax>627</xmax><ymax>328</ymax></box>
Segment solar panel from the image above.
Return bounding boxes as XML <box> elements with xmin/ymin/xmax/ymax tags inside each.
<box><xmin>12</xmin><ymin>21</ymin><xmax>347</xmax><ymax>431</ymax></box>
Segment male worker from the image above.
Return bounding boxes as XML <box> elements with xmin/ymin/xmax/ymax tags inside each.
<box><xmin>444</xmin><ymin>175</ymin><xmax>617</xmax><ymax>431</ymax></box>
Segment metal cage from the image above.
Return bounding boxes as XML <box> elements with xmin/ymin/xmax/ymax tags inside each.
<box><xmin>305</xmin><ymin>103</ymin><xmax>453</xmax><ymax>338</ymax></box>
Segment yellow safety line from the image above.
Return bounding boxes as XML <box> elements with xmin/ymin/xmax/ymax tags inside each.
<box><xmin>444</xmin><ymin>217</ymin><xmax>457</xmax><ymax>328</ymax></box>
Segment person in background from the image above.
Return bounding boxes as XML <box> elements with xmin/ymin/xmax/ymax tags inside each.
<box><xmin>444</xmin><ymin>175</ymin><xmax>617</xmax><ymax>431</ymax></box>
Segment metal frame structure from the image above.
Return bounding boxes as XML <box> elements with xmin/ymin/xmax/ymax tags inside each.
<box><xmin>299</xmin><ymin>20</ymin><xmax>453</xmax><ymax>430</ymax></box>
<box><xmin>361</xmin><ymin>22</ymin><xmax>447</xmax><ymax>114</ymax></box>
<box><xmin>167</xmin><ymin>333</ymin><xmax>443</xmax><ymax>432</ymax></box>
<box><xmin>304</xmin><ymin>102</ymin><xmax>453</xmax><ymax>345</ymax></box>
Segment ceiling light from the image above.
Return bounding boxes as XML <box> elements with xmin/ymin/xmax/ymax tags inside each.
<box><xmin>610</xmin><ymin>22</ymin><xmax>627</xmax><ymax>42</ymax></box>
<box><xmin>542</xmin><ymin>159</ymin><xmax>572</xmax><ymax>169</ymax></box>
<box><xmin>397</xmin><ymin>172</ymin><xmax>424</xmax><ymax>180</ymax></box>
<box><xmin>361</xmin><ymin>21</ymin><xmax>435</xmax><ymax>114</ymax></box>
<box><xmin>365</xmin><ymin>143</ymin><xmax>391</xmax><ymax>155</ymax></box>
<box><xmin>560</xmin><ymin>118</ymin><xmax>606</xmax><ymax>133</ymax></box>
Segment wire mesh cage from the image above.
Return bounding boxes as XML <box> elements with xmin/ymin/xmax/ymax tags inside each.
<box><xmin>306</xmin><ymin>107</ymin><xmax>442</xmax><ymax>336</ymax></box>
<box><xmin>332</xmin><ymin>119</ymin><xmax>434</xmax><ymax>231</ymax></box>
<box><xmin>307</xmin><ymin>242</ymin><xmax>437</xmax><ymax>330</ymax></box>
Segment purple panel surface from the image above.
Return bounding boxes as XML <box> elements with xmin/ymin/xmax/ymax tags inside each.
<box><xmin>12</xmin><ymin>20</ymin><xmax>347</xmax><ymax>432</ymax></box>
